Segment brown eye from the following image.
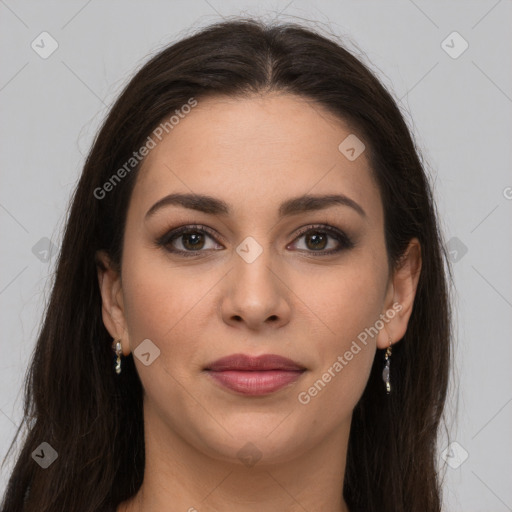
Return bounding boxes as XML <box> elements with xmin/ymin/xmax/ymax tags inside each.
<box><xmin>157</xmin><ymin>224</ymin><xmax>355</xmax><ymax>258</ymax></box>
<box><xmin>304</xmin><ymin>231</ymin><xmax>328</xmax><ymax>251</ymax></box>
<box><xmin>180</xmin><ymin>231</ymin><xmax>206</xmax><ymax>250</ymax></box>
<box><xmin>157</xmin><ymin>225</ymin><xmax>223</xmax><ymax>256</ymax></box>
<box><xmin>289</xmin><ymin>225</ymin><xmax>355</xmax><ymax>255</ymax></box>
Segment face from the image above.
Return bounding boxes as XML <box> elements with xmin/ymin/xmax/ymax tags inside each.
<box><xmin>98</xmin><ymin>93</ymin><xmax>417</xmax><ymax>466</ymax></box>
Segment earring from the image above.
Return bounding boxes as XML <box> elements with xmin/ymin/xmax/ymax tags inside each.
<box><xmin>382</xmin><ymin>336</ymin><xmax>392</xmax><ymax>394</ymax></box>
<box><xmin>112</xmin><ymin>339</ymin><xmax>122</xmax><ymax>374</ymax></box>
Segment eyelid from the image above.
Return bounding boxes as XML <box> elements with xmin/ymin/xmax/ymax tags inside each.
<box><xmin>156</xmin><ymin>222</ymin><xmax>354</xmax><ymax>255</ymax></box>
<box><xmin>289</xmin><ymin>223</ymin><xmax>355</xmax><ymax>251</ymax></box>
<box><xmin>155</xmin><ymin>224</ymin><xmax>222</xmax><ymax>247</ymax></box>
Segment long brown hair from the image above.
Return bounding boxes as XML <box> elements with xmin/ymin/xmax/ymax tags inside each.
<box><xmin>1</xmin><ymin>18</ymin><xmax>452</xmax><ymax>512</ymax></box>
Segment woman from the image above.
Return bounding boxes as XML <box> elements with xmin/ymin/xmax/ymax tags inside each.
<box><xmin>1</xmin><ymin>18</ymin><xmax>452</xmax><ymax>512</ymax></box>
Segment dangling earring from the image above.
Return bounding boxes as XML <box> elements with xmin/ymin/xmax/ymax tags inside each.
<box><xmin>382</xmin><ymin>336</ymin><xmax>392</xmax><ymax>394</ymax></box>
<box><xmin>113</xmin><ymin>339</ymin><xmax>122</xmax><ymax>374</ymax></box>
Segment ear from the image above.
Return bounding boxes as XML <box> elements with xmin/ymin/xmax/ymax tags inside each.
<box><xmin>377</xmin><ymin>238</ymin><xmax>422</xmax><ymax>349</ymax></box>
<box><xmin>95</xmin><ymin>250</ymin><xmax>130</xmax><ymax>356</ymax></box>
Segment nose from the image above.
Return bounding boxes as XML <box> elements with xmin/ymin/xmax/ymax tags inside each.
<box><xmin>220</xmin><ymin>242</ymin><xmax>292</xmax><ymax>331</ymax></box>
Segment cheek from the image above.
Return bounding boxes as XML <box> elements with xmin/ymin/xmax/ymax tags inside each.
<box><xmin>291</xmin><ymin>256</ymin><xmax>388</xmax><ymax>409</ymax></box>
<box><xmin>296</xmin><ymin>256</ymin><xmax>388</xmax><ymax>345</ymax></box>
<box><xmin>120</xmin><ymin>247</ymin><xmax>215</xmax><ymax>369</ymax></box>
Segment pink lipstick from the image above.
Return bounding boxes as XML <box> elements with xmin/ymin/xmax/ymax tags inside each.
<box><xmin>204</xmin><ymin>353</ymin><xmax>306</xmax><ymax>396</ymax></box>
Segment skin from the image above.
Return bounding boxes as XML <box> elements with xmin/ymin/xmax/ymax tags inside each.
<box><xmin>97</xmin><ymin>93</ymin><xmax>421</xmax><ymax>512</ymax></box>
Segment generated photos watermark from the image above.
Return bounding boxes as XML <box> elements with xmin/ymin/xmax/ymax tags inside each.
<box><xmin>297</xmin><ymin>301</ymin><xmax>403</xmax><ymax>404</ymax></box>
<box><xmin>93</xmin><ymin>97</ymin><xmax>198</xmax><ymax>200</ymax></box>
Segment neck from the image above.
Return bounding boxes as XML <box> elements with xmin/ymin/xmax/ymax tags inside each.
<box><xmin>118</xmin><ymin>402</ymin><xmax>353</xmax><ymax>512</ymax></box>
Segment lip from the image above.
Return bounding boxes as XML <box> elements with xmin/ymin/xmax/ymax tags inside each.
<box><xmin>204</xmin><ymin>353</ymin><xmax>306</xmax><ymax>396</ymax></box>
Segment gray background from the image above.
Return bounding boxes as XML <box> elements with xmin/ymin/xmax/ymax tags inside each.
<box><xmin>1</xmin><ymin>1</ymin><xmax>511</xmax><ymax>510</ymax></box>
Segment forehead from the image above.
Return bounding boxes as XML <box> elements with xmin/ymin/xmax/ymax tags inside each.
<box><xmin>130</xmin><ymin>93</ymin><xmax>382</xmax><ymax>222</ymax></box>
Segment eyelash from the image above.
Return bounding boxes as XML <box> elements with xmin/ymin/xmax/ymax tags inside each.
<box><xmin>156</xmin><ymin>223</ymin><xmax>355</xmax><ymax>257</ymax></box>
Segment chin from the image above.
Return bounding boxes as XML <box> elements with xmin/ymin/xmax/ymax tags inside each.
<box><xmin>189</xmin><ymin>417</ymin><xmax>316</xmax><ymax>467</ymax></box>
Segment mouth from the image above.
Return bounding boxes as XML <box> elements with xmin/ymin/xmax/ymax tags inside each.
<box><xmin>204</xmin><ymin>353</ymin><xmax>306</xmax><ymax>396</ymax></box>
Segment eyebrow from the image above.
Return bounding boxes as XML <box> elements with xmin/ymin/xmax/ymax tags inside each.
<box><xmin>145</xmin><ymin>192</ymin><xmax>366</xmax><ymax>220</ymax></box>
